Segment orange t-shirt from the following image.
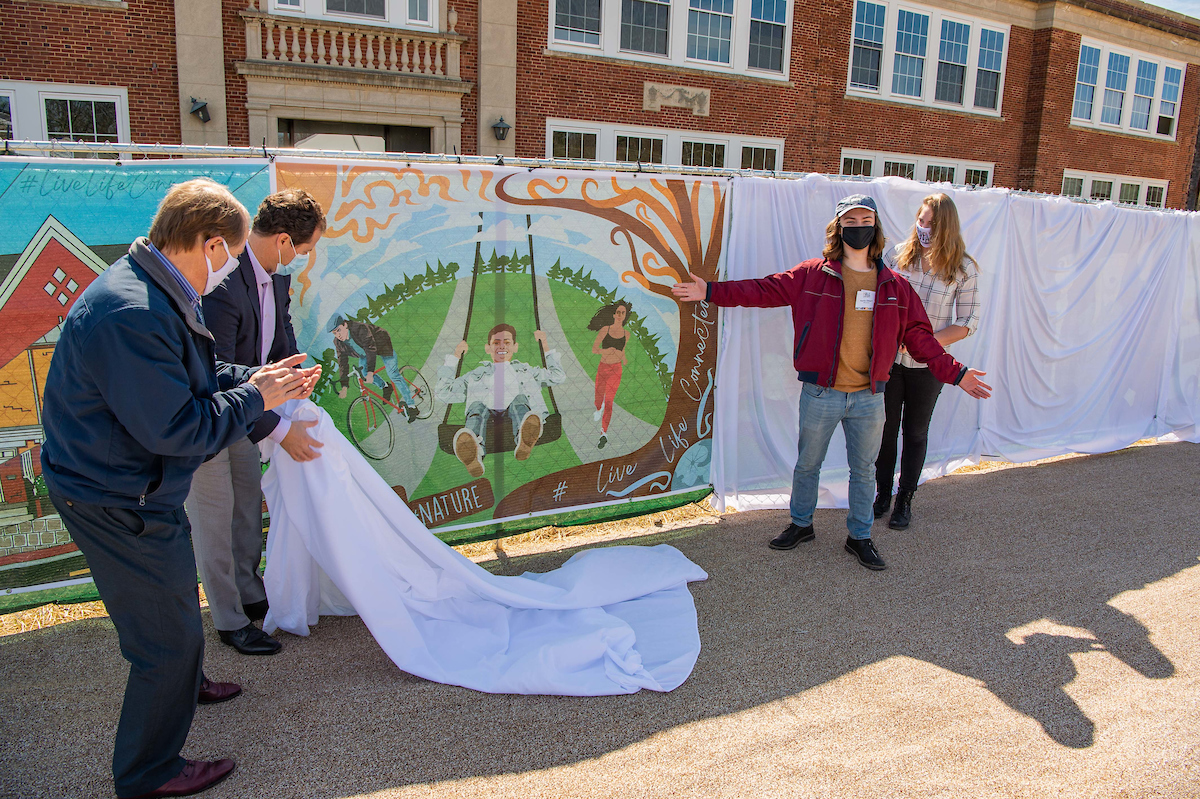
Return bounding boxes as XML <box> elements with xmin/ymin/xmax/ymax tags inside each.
<box><xmin>832</xmin><ymin>266</ymin><xmax>876</xmax><ymax>393</ymax></box>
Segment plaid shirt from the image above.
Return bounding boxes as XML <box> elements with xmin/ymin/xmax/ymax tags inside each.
<box><xmin>884</xmin><ymin>245</ymin><xmax>981</xmax><ymax>369</ymax></box>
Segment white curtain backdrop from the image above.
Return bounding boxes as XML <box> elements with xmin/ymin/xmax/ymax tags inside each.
<box><xmin>712</xmin><ymin>174</ymin><xmax>1199</xmax><ymax>511</ymax></box>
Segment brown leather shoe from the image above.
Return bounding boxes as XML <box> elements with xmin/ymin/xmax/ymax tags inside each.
<box><xmin>122</xmin><ymin>759</ymin><xmax>235</xmax><ymax>798</ymax></box>
<box><xmin>197</xmin><ymin>677</ymin><xmax>242</xmax><ymax>705</ymax></box>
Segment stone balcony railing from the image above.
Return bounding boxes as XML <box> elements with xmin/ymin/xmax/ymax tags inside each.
<box><xmin>241</xmin><ymin>3</ymin><xmax>464</xmax><ymax>82</ymax></box>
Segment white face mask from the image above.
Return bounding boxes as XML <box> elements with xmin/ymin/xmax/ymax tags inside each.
<box><xmin>275</xmin><ymin>238</ymin><xmax>308</xmax><ymax>276</ymax></box>
<box><xmin>916</xmin><ymin>224</ymin><xmax>933</xmax><ymax>248</ymax></box>
<box><xmin>203</xmin><ymin>240</ymin><xmax>240</xmax><ymax>295</ymax></box>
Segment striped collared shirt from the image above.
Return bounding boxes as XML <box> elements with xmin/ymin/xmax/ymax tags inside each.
<box><xmin>146</xmin><ymin>241</ymin><xmax>205</xmax><ymax>325</ymax></box>
<box><xmin>884</xmin><ymin>244</ymin><xmax>981</xmax><ymax>369</ymax></box>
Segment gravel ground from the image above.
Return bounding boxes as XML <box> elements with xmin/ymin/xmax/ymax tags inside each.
<box><xmin>2</xmin><ymin>441</ymin><xmax>1199</xmax><ymax>799</ymax></box>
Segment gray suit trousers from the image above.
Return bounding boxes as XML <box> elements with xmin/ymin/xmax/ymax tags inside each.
<box><xmin>185</xmin><ymin>435</ymin><xmax>267</xmax><ymax>631</ymax></box>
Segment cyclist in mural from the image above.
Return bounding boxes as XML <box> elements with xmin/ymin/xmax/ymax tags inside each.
<box><xmin>588</xmin><ymin>300</ymin><xmax>632</xmax><ymax>450</ymax></box>
<box><xmin>331</xmin><ymin>315</ymin><xmax>419</xmax><ymax>423</ymax></box>
<box><xmin>436</xmin><ymin>323</ymin><xmax>566</xmax><ymax>478</ymax></box>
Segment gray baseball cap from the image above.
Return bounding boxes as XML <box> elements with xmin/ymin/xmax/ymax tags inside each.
<box><xmin>835</xmin><ymin>194</ymin><xmax>879</xmax><ymax>218</ymax></box>
<box><xmin>328</xmin><ymin>314</ymin><xmax>347</xmax><ymax>332</ymax></box>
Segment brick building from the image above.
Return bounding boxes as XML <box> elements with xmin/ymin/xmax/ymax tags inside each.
<box><xmin>1</xmin><ymin>0</ymin><xmax>1197</xmax><ymax>208</ymax></box>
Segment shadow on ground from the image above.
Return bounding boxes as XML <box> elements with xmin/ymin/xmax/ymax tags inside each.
<box><xmin>1</xmin><ymin>442</ymin><xmax>1197</xmax><ymax>797</ymax></box>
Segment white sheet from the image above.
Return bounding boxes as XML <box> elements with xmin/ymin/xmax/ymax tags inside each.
<box><xmin>713</xmin><ymin>174</ymin><xmax>1199</xmax><ymax>511</ymax></box>
<box><xmin>259</xmin><ymin>400</ymin><xmax>708</xmax><ymax>696</ymax></box>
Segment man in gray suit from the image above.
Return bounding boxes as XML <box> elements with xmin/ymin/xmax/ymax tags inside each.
<box><xmin>185</xmin><ymin>189</ymin><xmax>326</xmax><ymax>656</ymax></box>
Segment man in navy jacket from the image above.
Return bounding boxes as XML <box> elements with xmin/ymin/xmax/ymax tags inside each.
<box><xmin>186</xmin><ymin>189</ymin><xmax>326</xmax><ymax>656</ymax></box>
<box><xmin>40</xmin><ymin>179</ymin><xmax>319</xmax><ymax>799</ymax></box>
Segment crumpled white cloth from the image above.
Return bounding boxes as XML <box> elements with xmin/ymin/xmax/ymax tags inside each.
<box><xmin>260</xmin><ymin>400</ymin><xmax>709</xmax><ymax>695</ymax></box>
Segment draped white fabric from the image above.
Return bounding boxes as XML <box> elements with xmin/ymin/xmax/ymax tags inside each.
<box><xmin>260</xmin><ymin>401</ymin><xmax>708</xmax><ymax>695</ymax></box>
<box><xmin>713</xmin><ymin>174</ymin><xmax>1200</xmax><ymax>511</ymax></box>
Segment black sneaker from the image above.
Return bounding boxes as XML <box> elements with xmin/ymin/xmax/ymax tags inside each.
<box><xmin>873</xmin><ymin>492</ymin><xmax>892</xmax><ymax>519</ymax></box>
<box><xmin>889</xmin><ymin>490</ymin><xmax>913</xmax><ymax>530</ymax></box>
<box><xmin>405</xmin><ymin>405</ymin><xmax>419</xmax><ymax>423</ymax></box>
<box><xmin>769</xmin><ymin>523</ymin><xmax>815</xmax><ymax>550</ymax></box>
<box><xmin>844</xmin><ymin>537</ymin><xmax>887</xmax><ymax>570</ymax></box>
<box><xmin>382</xmin><ymin>384</ymin><xmax>394</xmax><ymax>402</ymax></box>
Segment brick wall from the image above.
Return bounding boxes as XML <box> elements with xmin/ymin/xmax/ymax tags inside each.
<box><xmin>222</xmin><ymin>0</ymin><xmax>251</xmax><ymax>147</ymax></box>
<box><xmin>456</xmin><ymin>2</ymin><xmax>480</xmax><ymax>156</ymax></box>
<box><xmin>0</xmin><ymin>516</ymin><xmax>70</xmax><ymax>559</ymax></box>
<box><xmin>0</xmin><ymin>0</ymin><xmax>181</xmax><ymax>143</ymax></box>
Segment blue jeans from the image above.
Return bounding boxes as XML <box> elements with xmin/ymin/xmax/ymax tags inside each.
<box><xmin>464</xmin><ymin>394</ymin><xmax>532</xmax><ymax>457</ymax></box>
<box><xmin>359</xmin><ymin>354</ymin><xmax>413</xmax><ymax>405</ymax></box>
<box><xmin>789</xmin><ymin>383</ymin><xmax>886</xmax><ymax>540</ymax></box>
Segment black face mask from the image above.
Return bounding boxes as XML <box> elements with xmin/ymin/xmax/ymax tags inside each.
<box><xmin>840</xmin><ymin>225</ymin><xmax>875</xmax><ymax>252</ymax></box>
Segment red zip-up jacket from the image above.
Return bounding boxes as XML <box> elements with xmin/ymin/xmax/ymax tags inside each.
<box><xmin>708</xmin><ymin>257</ymin><xmax>967</xmax><ymax>392</ymax></box>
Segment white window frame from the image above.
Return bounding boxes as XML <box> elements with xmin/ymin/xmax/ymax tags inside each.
<box><xmin>844</xmin><ymin>0</ymin><xmax>1009</xmax><ymax>118</ymax></box>
<box><xmin>0</xmin><ymin>81</ymin><xmax>129</xmax><ymax>144</ymax></box>
<box><xmin>1060</xmin><ymin>169</ymin><xmax>1168</xmax><ymax>207</ymax></box>
<box><xmin>546</xmin><ymin>0</ymin><xmax>793</xmax><ymax>82</ymax></box>
<box><xmin>1070</xmin><ymin>38</ymin><xmax>1184</xmax><ymax>142</ymax></box>
<box><xmin>546</xmin><ymin>118</ymin><xmax>783</xmax><ymax>167</ymax></box>
<box><xmin>839</xmin><ymin>147</ymin><xmax>994</xmax><ymax>186</ymax></box>
<box><xmin>270</xmin><ymin>0</ymin><xmax>436</xmax><ymax>31</ymax></box>
<box><xmin>0</xmin><ymin>89</ymin><xmax>14</xmax><ymax>141</ymax></box>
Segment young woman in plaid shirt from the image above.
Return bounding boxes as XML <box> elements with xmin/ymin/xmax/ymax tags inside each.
<box><xmin>874</xmin><ymin>193</ymin><xmax>982</xmax><ymax>530</ymax></box>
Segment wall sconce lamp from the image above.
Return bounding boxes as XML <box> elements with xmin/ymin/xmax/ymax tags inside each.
<box><xmin>491</xmin><ymin>117</ymin><xmax>511</xmax><ymax>142</ymax></box>
<box><xmin>189</xmin><ymin>98</ymin><xmax>211</xmax><ymax>124</ymax></box>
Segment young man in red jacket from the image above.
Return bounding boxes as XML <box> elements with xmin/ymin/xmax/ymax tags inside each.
<box><xmin>672</xmin><ymin>194</ymin><xmax>991</xmax><ymax>570</ymax></box>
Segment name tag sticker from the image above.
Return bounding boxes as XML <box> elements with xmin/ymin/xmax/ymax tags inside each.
<box><xmin>855</xmin><ymin>289</ymin><xmax>876</xmax><ymax>311</ymax></box>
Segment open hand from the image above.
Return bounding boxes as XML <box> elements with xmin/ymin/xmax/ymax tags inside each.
<box><xmin>671</xmin><ymin>274</ymin><xmax>707</xmax><ymax>302</ymax></box>
<box><xmin>250</xmin><ymin>354</ymin><xmax>311</xmax><ymax>411</ymax></box>
<box><xmin>958</xmin><ymin>369</ymin><xmax>992</xmax><ymax>399</ymax></box>
<box><xmin>280</xmin><ymin>419</ymin><xmax>323</xmax><ymax>462</ymax></box>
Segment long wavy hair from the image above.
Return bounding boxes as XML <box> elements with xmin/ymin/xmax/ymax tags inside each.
<box><xmin>822</xmin><ymin>214</ymin><xmax>887</xmax><ymax>263</ymax></box>
<box><xmin>894</xmin><ymin>193</ymin><xmax>977</xmax><ymax>283</ymax></box>
<box><xmin>588</xmin><ymin>300</ymin><xmax>632</xmax><ymax>331</ymax></box>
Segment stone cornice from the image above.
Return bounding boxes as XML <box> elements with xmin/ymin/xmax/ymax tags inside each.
<box><xmin>236</xmin><ymin>60</ymin><xmax>473</xmax><ymax>95</ymax></box>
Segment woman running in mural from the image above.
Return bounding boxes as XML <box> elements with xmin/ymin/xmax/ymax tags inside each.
<box><xmin>589</xmin><ymin>301</ymin><xmax>632</xmax><ymax>450</ymax></box>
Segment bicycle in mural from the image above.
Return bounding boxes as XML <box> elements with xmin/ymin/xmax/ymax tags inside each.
<box><xmin>345</xmin><ymin>365</ymin><xmax>434</xmax><ymax>460</ymax></box>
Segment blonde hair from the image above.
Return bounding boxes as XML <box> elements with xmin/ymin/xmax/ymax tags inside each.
<box><xmin>822</xmin><ymin>214</ymin><xmax>887</xmax><ymax>262</ymax></box>
<box><xmin>148</xmin><ymin>178</ymin><xmax>249</xmax><ymax>254</ymax></box>
<box><xmin>895</xmin><ymin>193</ymin><xmax>977</xmax><ymax>283</ymax></box>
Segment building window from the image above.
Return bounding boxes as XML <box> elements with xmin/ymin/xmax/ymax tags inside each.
<box><xmin>974</xmin><ymin>28</ymin><xmax>1003</xmax><ymax>109</ymax></box>
<box><xmin>1118</xmin><ymin>182</ymin><xmax>1141</xmax><ymax>204</ymax></box>
<box><xmin>926</xmin><ymin>164</ymin><xmax>955</xmax><ymax>183</ymax></box>
<box><xmin>1061</xmin><ymin>176</ymin><xmax>1084</xmax><ymax>197</ymax></box>
<box><xmin>688</xmin><ymin>0</ymin><xmax>734</xmax><ymax>63</ymax></box>
<box><xmin>883</xmin><ymin>159</ymin><xmax>915</xmax><ymax>179</ymax></box>
<box><xmin>1090</xmin><ymin>180</ymin><xmax>1112</xmax><ymax>201</ymax></box>
<box><xmin>1145</xmin><ymin>185</ymin><xmax>1165</xmax><ymax>208</ymax></box>
<box><xmin>963</xmin><ymin>168</ymin><xmax>989</xmax><ymax>186</ymax></box>
<box><xmin>1071</xmin><ymin>40</ymin><xmax>1182</xmax><ymax>140</ymax></box>
<box><xmin>749</xmin><ymin>0</ymin><xmax>787</xmax><ymax>71</ymax></box>
<box><xmin>0</xmin><ymin>95</ymin><xmax>11</xmax><ymax>140</ymax></box>
<box><xmin>277</xmin><ymin>0</ymin><xmax>301</xmax><ymax>6</ymax></box>
<box><xmin>1159</xmin><ymin>67</ymin><xmax>1181</xmax><ymax>136</ymax></box>
<box><xmin>892</xmin><ymin>10</ymin><xmax>929</xmax><ymax>97</ymax></box>
<box><xmin>935</xmin><ymin>19</ymin><xmax>970</xmax><ymax>104</ymax></box>
<box><xmin>1129</xmin><ymin>60</ymin><xmax>1157</xmax><ymax>131</ymax></box>
<box><xmin>326</xmin><ymin>0</ymin><xmax>385</xmax><ymax>17</ymax></box>
<box><xmin>409</xmin><ymin>0</ymin><xmax>428</xmax><ymax>21</ymax></box>
<box><xmin>556</xmin><ymin>0</ymin><xmax>602</xmax><ymax>44</ymax></box>
<box><xmin>741</xmin><ymin>145</ymin><xmax>777</xmax><ymax>169</ymax></box>
<box><xmin>44</xmin><ymin>98</ymin><xmax>118</xmax><ymax>144</ymax></box>
<box><xmin>616</xmin><ymin>134</ymin><xmax>664</xmax><ymax>163</ymax></box>
<box><xmin>1101</xmin><ymin>52</ymin><xmax>1129</xmax><ymax>126</ymax></box>
<box><xmin>682</xmin><ymin>141</ymin><xmax>726</xmax><ymax>167</ymax></box>
<box><xmin>552</xmin><ymin>130</ymin><xmax>598</xmax><ymax>159</ymax></box>
<box><xmin>621</xmin><ymin>0</ymin><xmax>670</xmax><ymax>55</ymax></box>
<box><xmin>843</xmin><ymin>157</ymin><xmax>873</xmax><ymax>176</ymax></box>
<box><xmin>851</xmin><ymin>1</ymin><xmax>886</xmax><ymax>90</ymax></box>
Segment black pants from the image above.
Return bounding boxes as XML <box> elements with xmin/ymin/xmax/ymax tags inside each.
<box><xmin>50</xmin><ymin>494</ymin><xmax>202</xmax><ymax>798</ymax></box>
<box><xmin>876</xmin><ymin>364</ymin><xmax>944</xmax><ymax>494</ymax></box>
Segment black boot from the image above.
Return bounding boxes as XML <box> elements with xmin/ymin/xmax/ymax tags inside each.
<box><xmin>873</xmin><ymin>491</ymin><xmax>892</xmax><ymax>519</ymax></box>
<box><xmin>889</xmin><ymin>490</ymin><xmax>914</xmax><ymax>530</ymax></box>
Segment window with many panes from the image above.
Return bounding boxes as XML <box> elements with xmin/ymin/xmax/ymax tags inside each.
<box><xmin>846</xmin><ymin>1</ymin><xmax>1008</xmax><ymax>116</ymax></box>
<box><xmin>682</xmin><ymin>141</ymin><xmax>726</xmax><ymax>167</ymax></box>
<box><xmin>741</xmin><ymin>145</ymin><xmax>777</xmax><ymax>169</ymax></box>
<box><xmin>843</xmin><ymin>157</ymin><xmax>873</xmax><ymax>176</ymax></box>
<box><xmin>616</xmin><ymin>135</ymin><xmax>664</xmax><ymax>163</ymax></box>
<box><xmin>963</xmin><ymin>168</ymin><xmax>989</xmax><ymax>186</ymax></box>
<box><xmin>621</xmin><ymin>0</ymin><xmax>670</xmax><ymax>54</ymax></box>
<box><xmin>926</xmin><ymin>164</ymin><xmax>955</xmax><ymax>183</ymax></box>
<box><xmin>45</xmin><ymin>98</ymin><xmax>118</xmax><ymax>144</ymax></box>
<box><xmin>327</xmin><ymin>0</ymin><xmax>385</xmax><ymax>17</ymax></box>
<box><xmin>1063</xmin><ymin>170</ymin><xmax>1168</xmax><ymax>207</ymax></box>
<box><xmin>883</xmin><ymin>160</ymin><xmax>915</xmax><ymax>179</ymax></box>
<box><xmin>552</xmin><ymin>130</ymin><xmax>598</xmax><ymax>159</ymax></box>
<box><xmin>550</xmin><ymin>0</ymin><xmax>790</xmax><ymax>76</ymax></box>
<box><xmin>1071</xmin><ymin>40</ymin><xmax>1184</xmax><ymax>140</ymax></box>
<box><xmin>271</xmin><ymin>0</ymin><xmax>432</xmax><ymax>27</ymax></box>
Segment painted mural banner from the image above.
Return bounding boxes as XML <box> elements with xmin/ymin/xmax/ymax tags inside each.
<box><xmin>272</xmin><ymin>159</ymin><xmax>724</xmax><ymax>542</ymax></box>
<box><xmin>0</xmin><ymin>158</ymin><xmax>272</xmax><ymax>611</ymax></box>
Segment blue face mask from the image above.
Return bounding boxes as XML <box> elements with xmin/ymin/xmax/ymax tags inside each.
<box><xmin>275</xmin><ymin>238</ymin><xmax>308</xmax><ymax>276</ymax></box>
